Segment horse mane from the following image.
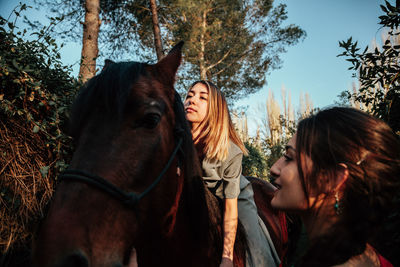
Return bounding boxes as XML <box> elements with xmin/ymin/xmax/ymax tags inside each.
<box><xmin>69</xmin><ymin>62</ymin><xmax>146</xmax><ymax>138</ymax></box>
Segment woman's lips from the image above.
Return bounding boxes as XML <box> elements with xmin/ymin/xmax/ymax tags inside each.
<box><xmin>186</xmin><ymin>107</ymin><xmax>196</xmax><ymax>113</ymax></box>
<box><xmin>272</xmin><ymin>182</ymin><xmax>281</xmax><ymax>191</ymax></box>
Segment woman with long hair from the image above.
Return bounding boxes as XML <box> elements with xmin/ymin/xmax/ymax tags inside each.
<box><xmin>184</xmin><ymin>80</ymin><xmax>280</xmax><ymax>267</ymax></box>
<box><xmin>270</xmin><ymin>107</ymin><xmax>400</xmax><ymax>267</ymax></box>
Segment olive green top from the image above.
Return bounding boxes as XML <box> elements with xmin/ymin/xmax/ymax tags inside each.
<box><xmin>201</xmin><ymin>141</ymin><xmax>243</xmax><ymax>199</ymax></box>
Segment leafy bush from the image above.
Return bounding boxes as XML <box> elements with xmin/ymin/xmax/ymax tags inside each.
<box><xmin>0</xmin><ymin>3</ymin><xmax>78</xmax><ymax>259</ymax></box>
<box><xmin>242</xmin><ymin>140</ymin><xmax>267</xmax><ymax>179</ymax></box>
<box><xmin>338</xmin><ymin>1</ymin><xmax>400</xmax><ymax>134</ymax></box>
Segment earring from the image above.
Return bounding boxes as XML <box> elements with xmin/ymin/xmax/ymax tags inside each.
<box><xmin>334</xmin><ymin>191</ymin><xmax>342</xmax><ymax>215</ymax></box>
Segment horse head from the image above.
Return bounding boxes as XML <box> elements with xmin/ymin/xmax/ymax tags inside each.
<box><xmin>32</xmin><ymin>42</ymin><xmax>212</xmax><ymax>266</ymax></box>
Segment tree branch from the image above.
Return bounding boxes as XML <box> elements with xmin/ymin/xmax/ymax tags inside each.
<box><xmin>205</xmin><ymin>49</ymin><xmax>231</xmax><ymax>71</ymax></box>
<box><xmin>213</xmin><ymin>47</ymin><xmax>259</xmax><ymax>76</ymax></box>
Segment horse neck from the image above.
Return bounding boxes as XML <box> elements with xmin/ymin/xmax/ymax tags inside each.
<box><xmin>179</xmin><ymin>159</ymin><xmax>221</xmax><ymax>236</ymax></box>
<box><xmin>175</xmin><ymin>134</ymin><xmax>223</xmax><ymax>255</ymax></box>
<box><xmin>171</xmin><ymin>170</ymin><xmax>222</xmax><ymax>265</ymax></box>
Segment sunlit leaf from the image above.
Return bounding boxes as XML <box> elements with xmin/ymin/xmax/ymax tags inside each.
<box><xmin>32</xmin><ymin>125</ymin><xmax>40</xmax><ymax>133</ymax></box>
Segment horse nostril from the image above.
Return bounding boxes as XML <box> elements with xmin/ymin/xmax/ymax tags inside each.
<box><xmin>57</xmin><ymin>252</ymin><xmax>89</xmax><ymax>267</ymax></box>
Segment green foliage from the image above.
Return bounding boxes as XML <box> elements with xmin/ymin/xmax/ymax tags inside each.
<box><xmin>338</xmin><ymin>0</ymin><xmax>400</xmax><ymax>133</ymax></box>
<box><xmin>0</xmin><ymin>8</ymin><xmax>77</xmax><ymax>168</ymax></box>
<box><xmin>333</xmin><ymin>90</ymin><xmax>352</xmax><ymax>107</ymax></box>
<box><xmin>260</xmin><ymin>113</ymin><xmax>296</xmax><ymax>177</ymax></box>
<box><xmin>242</xmin><ymin>140</ymin><xmax>267</xmax><ymax>179</ymax></box>
<box><xmin>33</xmin><ymin>0</ymin><xmax>145</xmax><ymax>61</ymax></box>
<box><xmin>131</xmin><ymin>0</ymin><xmax>306</xmax><ymax>102</ymax></box>
<box><xmin>38</xmin><ymin>0</ymin><xmax>306</xmax><ymax>102</ymax></box>
<box><xmin>261</xmin><ymin>137</ymin><xmax>289</xmax><ymax>181</ymax></box>
<box><xmin>241</xmin><ymin>118</ymin><xmax>296</xmax><ymax>182</ymax></box>
<box><xmin>0</xmin><ymin>4</ymin><xmax>77</xmax><ymax>253</ymax></box>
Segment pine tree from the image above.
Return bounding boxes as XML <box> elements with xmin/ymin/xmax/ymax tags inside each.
<box><xmin>79</xmin><ymin>0</ymin><xmax>100</xmax><ymax>82</ymax></box>
<box><xmin>157</xmin><ymin>0</ymin><xmax>306</xmax><ymax>101</ymax></box>
<box><xmin>40</xmin><ymin>0</ymin><xmax>305</xmax><ymax>101</ymax></box>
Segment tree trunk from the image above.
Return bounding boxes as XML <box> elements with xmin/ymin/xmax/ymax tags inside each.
<box><xmin>199</xmin><ymin>9</ymin><xmax>207</xmax><ymax>80</ymax></box>
<box><xmin>149</xmin><ymin>0</ymin><xmax>164</xmax><ymax>61</ymax></box>
<box><xmin>79</xmin><ymin>0</ymin><xmax>100</xmax><ymax>83</ymax></box>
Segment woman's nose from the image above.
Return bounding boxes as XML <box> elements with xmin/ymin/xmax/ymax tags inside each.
<box><xmin>269</xmin><ymin>163</ymin><xmax>280</xmax><ymax>184</ymax></box>
<box><xmin>189</xmin><ymin>96</ymin><xmax>199</xmax><ymax>105</ymax></box>
<box><xmin>185</xmin><ymin>98</ymin><xmax>194</xmax><ymax>106</ymax></box>
<box><xmin>270</xmin><ymin>160</ymin><xmax>280</xmax><ymax>178</ymax></box>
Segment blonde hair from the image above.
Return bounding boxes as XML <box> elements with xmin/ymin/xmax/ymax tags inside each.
<box><xmin>188</xmin><ymin>81</ymin><xmax>248</xmax><ymax>161</ymax></box>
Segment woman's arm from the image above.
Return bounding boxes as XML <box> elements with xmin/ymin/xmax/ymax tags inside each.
<box><xmin>221</xmin><ymin>198</ymin><xmax>238</xmax><ymax>267</ymax></box>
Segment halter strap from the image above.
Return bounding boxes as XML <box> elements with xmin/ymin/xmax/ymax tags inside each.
<box><xmin>59</xmin><ymin>137</ymin><xmax>183</xmax><ymax>209</ymax></box>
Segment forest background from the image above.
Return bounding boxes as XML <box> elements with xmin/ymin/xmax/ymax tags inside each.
<box><xmin>0</xmin><ymin>0</ymin><xmax>399</xmax><ymax>266</ymax></box>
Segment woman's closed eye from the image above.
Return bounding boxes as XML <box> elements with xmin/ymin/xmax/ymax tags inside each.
<box><xmin>283</xmin><ymin>153</ymin><xmax>293</xmax><ymax>162</ymax></box>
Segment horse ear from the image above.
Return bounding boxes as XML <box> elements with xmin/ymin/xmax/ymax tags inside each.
<box><xmin>155</xmin><ymin>41</ymin><xmax>184</xmax><ymax>85</ymax></box>
<box><xmin>102</xmin><ymin>59</ymin><xmax>115</xmax><ymax>72</ymax></box>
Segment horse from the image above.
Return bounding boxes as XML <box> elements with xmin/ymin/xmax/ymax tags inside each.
<box><xmin>32</xmin><ymin>42</ymin><xmax>287</xmax><ymax>267</ymax></box>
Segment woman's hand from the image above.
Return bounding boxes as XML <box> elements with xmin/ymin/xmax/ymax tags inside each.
<box><xmin>128</xmin><ymin>248</ymin><xmax>138</xmax><ymax>267</ymax></box>
<box><xmin>220</xmin><ymin>257</ymin><xmax>234</xmax><ymax>267</ymax></box>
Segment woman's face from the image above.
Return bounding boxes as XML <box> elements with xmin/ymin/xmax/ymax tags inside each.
<box><xmin>270</xmin><ymin>134</ymin><xmax>308</xmax><ymax>212</ymax></box>
<box><xmin>184</xmin><ymin>83</ymin><xmax>209</xmax><ymax>126</ymax></box>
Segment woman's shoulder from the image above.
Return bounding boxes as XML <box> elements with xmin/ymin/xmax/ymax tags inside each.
<box><xmin>203</xmin><ymin>140</ymin><xmax>243</xmax><ymax>166</ymax></box>
<box><xmin>228</xmin><ymin>140</ymin><xmax>243</xmax><ymax>158</ymax></box>
<box><xmin>221</xmin><ymin>140</ymin><xmax>243</xmax><ymax>166</ymax></box>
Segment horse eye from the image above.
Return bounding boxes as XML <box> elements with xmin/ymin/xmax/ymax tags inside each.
<box><xmin>142</xmin><ymin>113</ymin><xmax>161</xmax><ymax>128</ymax></box>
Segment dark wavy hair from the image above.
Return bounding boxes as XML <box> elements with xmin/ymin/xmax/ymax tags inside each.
<box><xmin>292</xmin><ymin>107</ymin><xmax>400</xmax><ymax>267</ymax></box>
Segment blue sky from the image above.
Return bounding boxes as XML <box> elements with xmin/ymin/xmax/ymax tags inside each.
<box><xmin>1</xmin><ymin>0</ymin><xmax>386</xmax><ymax>135</ymax></box>
<box><xmin>237</xmin><ymin>0</ymin><xmax>384</xmax><ymax>134</ymax></box>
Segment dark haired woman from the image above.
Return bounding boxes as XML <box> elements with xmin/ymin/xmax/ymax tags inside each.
<box><xmin>270</xmin><ymin>107</ymin><xmax>399</xmax><ymax>267</ymax></box>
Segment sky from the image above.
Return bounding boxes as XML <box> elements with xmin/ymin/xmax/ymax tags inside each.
<box><xmin>236</xmin><ymin>0</ymin><xmax>385</xmax><ymax>134</ymax></box>
<box><xmin>0</xmin><ymin>0</ymin><xmax>386</xmax><ymax>135</ymax></box>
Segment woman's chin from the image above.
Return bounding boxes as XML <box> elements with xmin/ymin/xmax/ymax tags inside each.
<box><xmin>270</xmin><ymin>195</ymin><xmax>281</xmax><ymax>210</ymax></box>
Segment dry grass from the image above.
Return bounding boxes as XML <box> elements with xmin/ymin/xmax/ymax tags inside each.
<box><xmin>0</xmin><ymin>117</ymin><xmax>56</xmax><ymax>253</ymax></box>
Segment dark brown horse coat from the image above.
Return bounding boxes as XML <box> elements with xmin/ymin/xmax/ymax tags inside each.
<box><xmin>32</xmin><ymin>43</ymin><xmax>287</xmax><ymax>267</ymax></box>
